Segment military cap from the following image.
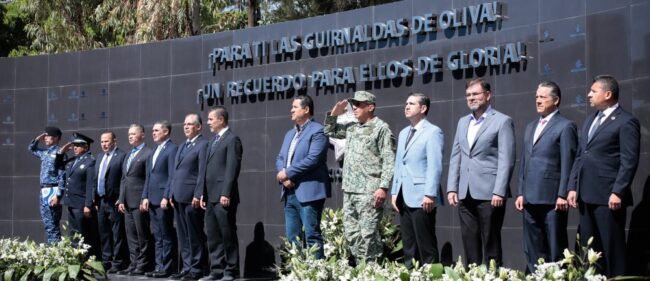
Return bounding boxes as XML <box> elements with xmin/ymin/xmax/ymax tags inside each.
<box><xmin>71</xmin><ymin>132</ymin><xmax>94</xmax><ymax>144</ymax></box>
<box><xmin>348</xmin><ymin>90</ymin><xmax>376</xmax><ymax>104</ymax></box>
<box><xmin>44</xmin><ymin>126</ymin><xmax>62</xmax><ymax>137</ymax></box>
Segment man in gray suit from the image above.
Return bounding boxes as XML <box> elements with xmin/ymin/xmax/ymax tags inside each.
<box><xmin>515</xmin><ymin>81</ymin><xmax>577</xmax><ymax>273</ymax></box>
<box><xmin>447</xmin><ymin>78</ymin><xmax>515</xmax><ymax>266</ymax></box>
<box><xmin>200</xmin><ymin>106</ymin><xmax>243</xmax><ymax>281</ymax></box>
<box><xmin>118</xmin><ymin>124</ymin><xmax>154</xmax><ymax>275</ymax></box>
<box><xmin>391</xmin><ymin>93</ymin><xmax>444</xmax><ymax>269</ymax></box>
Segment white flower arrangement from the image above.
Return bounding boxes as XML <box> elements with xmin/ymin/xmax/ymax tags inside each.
<box><xmin>0</xmin><ymin>234</ymin><xmax>105</xmax><ymax>281</ymax></box>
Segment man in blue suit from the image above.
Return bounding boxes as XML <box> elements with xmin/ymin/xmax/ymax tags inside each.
<box><xmin>169</xmin><ymin>113</ymin><xmax>209</xmax><ymax>280</ymax></box>
<box><xmin>391</xmin><ymin>93</ymin><xmax>444</xmax><ymax>269</ymax></box>
<box><xmin>568</xmin><ymin>75</ymin><xmax>640</xmax><ymax>277</ymax></box>
<box><xmin>276</xmin><ymin>95</ymin><xmax>330</xmax><ymax>259</ymax></box>
<box><xmin>141</xmin><ymin>120</ymin><xmax>178</xmax><ymax>278</ymax></box>
<box><xmin>515</xmin><ymin>81</ymin><xmax>577</xmax><ymax>273</ymax></box>
<box><xmin>95</xmin><ymin>130</ymin><xmax>129</xmax><ymax>273</ymax></box>
<box><xmin>447</xmin><ymin>78</ymin><xmax>515</xmax><ymax>266</ymax></box>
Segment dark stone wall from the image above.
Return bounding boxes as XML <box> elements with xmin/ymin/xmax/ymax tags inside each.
<box><xmin>1</xmin><ymin>0</ymin><xmax>649</xmax><ymax>274</ymax></box>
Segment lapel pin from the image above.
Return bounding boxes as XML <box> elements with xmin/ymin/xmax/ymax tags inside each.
<box><xmin>80</xmin><ymin>164</ymin><xmax>85</xmax><ymax>169</ymax></box>
<box><xmin>611</xmin><ymin>116</ymin><xmax>615</xmax><ymax>121</ymax></box>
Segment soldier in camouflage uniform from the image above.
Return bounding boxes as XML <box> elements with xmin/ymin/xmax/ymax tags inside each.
<box><xmin>323</xmin><ymin>91</ymin><xmax>395</xmax><ymax>262</ymax></box>
<box><xmin>28</xmin><ymin>126</ymin><xmax>65</xmax><ymax>244</ymax></box>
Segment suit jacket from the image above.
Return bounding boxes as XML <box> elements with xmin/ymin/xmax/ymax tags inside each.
<box><xmin>204</xmin><ymin>129</ymin><xmax>243</xmax><ymax>204</ymax></box>
<box><xmin>517</xmin><ymin>113</ymin><xmax>577</xmax><ymax>204</ymax></box>
<box><xmin>57</xmin><ymin>152</ymin><xmax>96</xmax><ymax>209</ymax></box>
<box><xmin>275</xmin><ymin>119</ymin><xmax>331</xmax><ymax>203</ymax></box>
<box><xmin>119</xmin><ymin>146</ymin><xmax>153</xmax><ymax>209</ymax></box>
<box><xmin>447</xmin><ymin>108</ymin><xmax>516</xmax><ymax>200</ymax></box>
<box><xmin>170</xmin><ymin>135</ymin><xmax>208</xmax><ymax>204</ymax></box>
<box><xmin>569</xmin><ymin>107</ymin><xmax>640</xmax><ymax>206</ymax></box>
<box><xmin>94</xmin><ymin>148</ymin><xmax>127</xmax><ymax>202</ymax></box>
<box><xmin>391</xmin><ymin>119</ymin><xmax>444</xmax><ymax>208</ymax></box>
<box><xmin>143</xmin><ymin>141</ymin><xmax>178</xmax><ymax>205</ymax></box>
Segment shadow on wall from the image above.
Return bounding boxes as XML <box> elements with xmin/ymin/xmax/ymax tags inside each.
<box><xmin>626</xmin><ymin>174</ymin><xmax>650</xmax><ymax>276</ymax></box>
<box><xmin>244</xmin><ymin>221</ymin><xmax>277</xmax><ymax>279</ymax></box>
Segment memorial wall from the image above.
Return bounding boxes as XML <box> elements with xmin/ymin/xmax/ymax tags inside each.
<box><xmin>1</xmin><ymin>0</ymin><xmax>649</xmax><ymax>273</ymax></box>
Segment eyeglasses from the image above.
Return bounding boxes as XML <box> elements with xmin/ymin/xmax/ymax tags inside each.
<box><xmin>465</xmin><ymin>91</ymin><xmax>487</xmax><ymax>97</ymax></box>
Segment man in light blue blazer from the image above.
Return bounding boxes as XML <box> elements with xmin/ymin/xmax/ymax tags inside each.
<box><xmin>391</xmin><ymin>93</ymin><xmax>444</xmax><ymax>269</ymax></box>
<box><xmin>447</xmin><ymin>78</ymin><xmax>515</xmax><ymax>266</ymax></box>
<box><xmin>276</xmin><ymin>95</ymin><xmax>330</xmax><ymax>259</ymax></box>
<box><xmin>515</xmin><ymin>81</ymin><xmax>577</xmax><ymax>273</ymax></box>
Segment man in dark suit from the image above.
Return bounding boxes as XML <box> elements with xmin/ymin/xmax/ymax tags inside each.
<box><xmin>141</xmin><ymin>120</ymin><xmax>178</xmax><ymax>278</ymax></box>
<box><xmin>56</xmin><ymin>132</ymin><xmax>101</xmax><ymax>258</ymax></box>
<box><xmin>515</xmin><ymin>81</ymin><xmax>577</xmax><ymax>273</ymax></box>
<box><xmin>117</xmin><ymin>124</ymin><xmax>154</xmax><ymax>275</ymax></box>
<box><xmin>447</xmin><ymin>78</ymin><xmax>516</xmax><ymax>266</ymax></box>
<box><xmin>275</xmin><ymin>95</ymin><xmax>330</xmax><ymax>260</ymax></box>
<box><xmin>199</xmin><ymin>106</ymin><xmax>243</xmax><ymax>281</ymax></box>
<box><xmin>391</xmin><ymin>93</ymin><xmax>444</xmax><ymax>269</ymax></box>
<box><xmin>568</xmin><ymin>75</ymin><xmax>640</xmax><ymax>277</ymax></box>
<box><xmin>169</xmin><ymin>113</ymin><xmax>209</xmax><ymax>280</ymax></box>
<box><xmin>95</xmin><ymin>130</ymin><xmax>129</xmax><ymax>273</ymax></box>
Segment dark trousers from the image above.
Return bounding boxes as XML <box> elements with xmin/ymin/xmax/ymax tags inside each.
<box><xmin>205</xmin><ymin>201</ymin><xmax>239</xmax><ymax>277</ymax></box>
<box><xmin>124</xmin><ymin>206</ymin><xmax>153</xmax><ymax>271</ymax></box>
<box><xmin>68</xmin><ymin>206</ymin><xmax>101</xmax><ymax>259</ymax></box>
<box><xmin>97</xmin><ymin>198</ymin><xmax>129</xmax><ymax>269</ymax></box>
<box><xmin>175</xmin><ymin>202</ymin><xmax>207</xmax><ymax>274</ymax></box>
<box><xmin>458</xmin><ymin>196</ymin><xmax>505</xmax><ymax>266</ymax></box>
<box><xmin>150</xmin><ymin>204</ymin><xmax>176</xmax><ymax>273</ymax></box>
<box><xmin>579</xmin><ymin>202</ymin><xmax>627</xmax><ymax>277</ymax></box>
<box><xmin>398</xmin><ymin>193</ymin><xmax>439</xmax><ymax>268</ymax></box>
<box><xmin>522</xmin><ymin>204</ymin><xmax>568</xmax><ymax>273</ymax></box>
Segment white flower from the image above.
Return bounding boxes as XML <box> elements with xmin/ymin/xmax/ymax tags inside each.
<box><xmin>587</xmin><ymin>248</ymin><xmax>602</xmax><ymax>264</ymax></box>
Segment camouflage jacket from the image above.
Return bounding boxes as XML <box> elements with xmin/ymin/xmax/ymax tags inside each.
<box><xmin>324</xmin><ymin>113</ymin><xmax>395</xmax><ymax>194</ymax></box>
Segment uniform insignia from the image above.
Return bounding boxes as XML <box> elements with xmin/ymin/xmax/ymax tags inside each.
<box><xmin>611</xmin><ymin>116</ymin><xmax>615</xmax><ymax>120</ymax></box>
<box><xmin>80</xmin><ymin>164</ymin><xmax>85</xmax><ymax>169</ymax></box>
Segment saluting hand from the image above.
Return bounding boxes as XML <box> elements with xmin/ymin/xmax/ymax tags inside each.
<box><xmin>330</xmin><ymin>100</ymin><xmax>349</xmax><ymax>116</ymax></box>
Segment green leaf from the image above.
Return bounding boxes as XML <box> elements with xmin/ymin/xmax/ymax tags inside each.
<box><xmin>4</xmin><ymin>269</ymin><xmax>14</xmax><ymax>281</ymax></box>
<box><xmin>430</xmin><ymin>263</ymin><xmax>444</xmax><ymax>278</ymax></box>
<box><xmin>82</xmin><ymin>273</ymin><xmax>96</xmax><ymax>281</ymax></box>
<box><xmin>86</xmin><ymin>260</ymin><xmax>105</xmax><ymax>274</ymax></box>
<box><xmin>374</xmin><ymin>277</ymin><xmax>387</xmax><ymax>281</ymax></box>
<box><xmin>43</xmin><ymin>267</ymin><xmax>56</xmax><ymax>281</ymax></box>
<box><xmin>58</xmin><ymin>272</ymin><xmax>67</xmax><ymax>281</ymax></box>
<box><xmin>34</xmin><ymin>266</ymin><xmax>44</xmax><ymax>275</ymax></box>
<box><xmin>68</xmin><ymin>265</ymin><xmax>80</xmax><ymax>279</ymax></box>
<box><xmin>19</xmin><ymin>269</ymin><xmax>32</xmax><ymax>281</ymax></box>
<box><xmin>399</xmin><ymin>271</ymin><xmax>409</xmax><ymax>281</ymax></box>
<box><xmin>444</xmin><ymin>267</ymin><xmax>460</xmax><ymax>281</ymax></box>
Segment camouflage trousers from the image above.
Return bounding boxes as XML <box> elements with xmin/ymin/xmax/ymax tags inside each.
<box><xmin>343</xmin><ymin>192</ymin><xmax>383</xmax><ymax>261</ymax></box>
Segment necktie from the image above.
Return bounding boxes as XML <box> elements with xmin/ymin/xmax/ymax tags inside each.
<box><xmin>179</xmin><ymin>141</ymin><xmax>190</xmax><ymax>158</ymax></box>
<box><xmin>533</xmin><ymin>119</ymin><xmax>547</xmax><ymax>143</ymax></box>
<box><xmin>210</xmin><ymin>134</ymin><xmax>221</xmax><ymax>154</ymax></box>
<box><xmin>126</xmin><ymin>148</ymin><xmax>138</xmax><ymax>171</ymax></box>
<box><xmin>287</xmin><ymin>128</ymin><xmax>301</xmax><ymax>167</ymax></box>
<box><xmin>97</xmin><ymin>153</ymin><xmax>110</xmax><ymax>196</ymax></box>
<box><xmin>405</xmin><ymin>127</ymin><xmax>416</xmax><ymax>148</ymax></box>
<box><xmin>588</xmin><ymin>112</ymin><xmax>605</xmax><ymax>141</ymax></box>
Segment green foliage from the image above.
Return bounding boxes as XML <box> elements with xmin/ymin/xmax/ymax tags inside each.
<box><xmin>265</xmin><ymin>0</ymin><xmax>399</xmax><ymax>24</ymax></box>
<box><xmin>0</xmin><ymin>234</ymin><xmax>105</xmax><ymax>281</ymax></box>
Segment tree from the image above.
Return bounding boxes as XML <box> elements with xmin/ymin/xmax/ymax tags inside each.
<box><xmin>266</xmin><ymin>0</ymin><xmax>398</xmax><ymax>23</ymax></box>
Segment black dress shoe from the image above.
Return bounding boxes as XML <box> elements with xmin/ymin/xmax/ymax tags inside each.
<box><xmin>170</xmin><ymin>271</ymin><xmax>189</xmax><ymax>279</ymax></box>
<box><xmin>107</xmin><ymin>267</ymin><xmax>121</xmax><ymax>274</ymax></box>
<box><xmin>116</xmin><ymin>268</ymin><xmax>132</xmax><ymax>275</ymax></box>
<box><xmin>152</xmin><ymin>271</ymin><xmax>172</xmax><ymax>278</ymax></box>
<box><xmin>145</xmin><ymin>271</ymin><xmax>156</xmax><ymax>277</ymax></box>
<box><xmin>181</xmin><ymin>272</ymin><xmax>202</xmax><ymax>281</ymax></box>
<box><xmin>198</xmin><ymin>272</ymin><xmax>223</xmax><ymax>281</ymax></box>
<box><xmin>129</xmin><ymin>268</ymin><xmax>145</xmax><ymax>276</ymax></box>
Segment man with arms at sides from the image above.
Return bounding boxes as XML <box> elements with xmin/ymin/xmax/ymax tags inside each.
<box><xmin>28</xmin><ymin>126</ymin><xmax>64</xmax><ymax>244</ymax></box>
<box><xmin>169</xmin><ymin>113</ymin><xmax>209</xmax><ymax>280</ymax></box>
<box><xmin>391</xmin><ymin>93</ymin><xmax>444</xmax><ymax>269</ymax></box>
<box><xmin>515</xmin><ymin>81</ymin><xmax>577</xmax><ymax>273</ymax></box>
<box><xmin>56</xmin><ymin>132</ymin><xmax>101</xmax><ymax>258</ymax></box>
<box><xmin>95</xmin><ymin>130</ymin><xmax>129</xmax><ymax>273</ymax></box>
<box><xmin>199</xmin><ymin>106</ymin><xmax>243</xmax><ymax>281</ymax></box>
<box><xmin>276</xmin><ymin>95</ymin><xmax>330</xmax><ymax>259</ymax></box>
<box><xmin>117</xmin><ymin>124</ymin><xmax>154</xmax><ymax>275</ymax></box>
<box><xmin>447</xmin><ymin>78</ymin><xmax>515</xmax><ymax>266</ymax></box>
<box><xmin>568</xmin><ymin>75</ymin><xmax>640</xmax><ymax>277</ymax></box>
<box><xmin>141</xmin><ymin>120</ymin><xmax>178</xmax><ymax>278</ymax></box>
<box><xmin>324</xmin><ymin>91</ymin><xmax>395</xmax><ymax>263</ymax></box>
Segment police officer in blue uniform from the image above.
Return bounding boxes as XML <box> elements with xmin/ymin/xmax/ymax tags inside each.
<box><xmin>56</xmin><ymin>132</ymin><xmax>101</xmax><ymax>258</ymax></box>
<box><xmin>28</xmin><ymin>126</ymin><xmax>64</xmax><ymax>244</ymax></box>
